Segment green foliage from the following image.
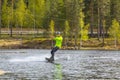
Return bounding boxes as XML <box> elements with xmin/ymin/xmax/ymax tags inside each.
<box><xmin>79</xmin><ymin>11</ymin><xmax>85</xmax><ymax>29</ymax></box>
<box><xmin>109</xmin><ymin>19</ymin><xmax>120</xmax><ymax>38</ymax></box>
<box><xmin>1</xmin><ymin>0</ymin><xmax>7</xmax><ymax>26</ymax></box>
<box><xmin>81</xmin><ymin>24</ymin><xmax>89</xmax><ymax>41</ymax></box>
<box><xmin>49</xmin><ymin>20</ymin><xmax>55</xmax><ymax>36</ymax></box>
<box><xmin>64</xmin><ymin>20</ymin><xmax>70</xmax><ymax>36</ymax></box>
<box><xmin>79</xmin><ymin>0</ymin><xmax>87</xmax><ymax>41</ymax></box>
<box><xmin>15</xmin><ymin>0</ymin><xmax>26</xmax><ymax>27</ymax></box>
<box><xmin>25</xmin><ymin>0</ymin><xmax>46</xmax><ymax>28</ymax></box>
<box><xmin>23</xmin><ymin>10</ymin><xmax>34</xmax><ymax>28</ymax></box>
<box><xmin>98</xmin><ymin>0</ymin><xmax>110</xmax><ymax>16</ymax></box>
<box><xmin>2</xmin><ymin>0</ymin><xmax>12</xmax><ymax>27</ymax></box>
<box><xmin>111</xmin><ymin>0</ymin><xmax>120</xmax><ymax>20</ymax></box>
<box><xmin>34</xmin><ymin>0</ymin><xmax>45</xmax><ymax>28</ymax></box>
<box><xmin>0</xmin><ymin>0</ymin><xmax>120</xmax><ymax>39</ymax></box>
<box><xmin>48</xmin><ymin>0</ymin><xmax>65</xmax><ymax>29</ymax></box>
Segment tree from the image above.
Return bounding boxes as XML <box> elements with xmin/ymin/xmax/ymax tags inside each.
<box><xmin>97</xmin><ymin>0</ymin><xmax>110</xmax><ymax>46</ymax></box>
<box><xmin>79</xmin><ymin>0</ymin><xmax>85</xmax><ymax>48</ymax></box>
<box><xmin>25</xmin><ymin>0</ymin><xmax>46</xmax><ymax>36</ymax></box>
<box><xmin>109</xmin><ymin>19</ymin><xmax>120</xmax><ymax>48</ymax></box>
<box><xmin>49</xmin><ymin>20</ymin><xmax>55</xmax><ymax>36</ymax></box>
<box><xmin>64</xmin><ymin>20</ymin><xmax>70</xmax><ymax>37</ymax></box>
<box><xmin>111</xmin><ymin>0</ymin><xmax>120</xmax><ymax>21</ymax></box>
<box><xmin>79</xmin><ymin>9</ymin><xmax>84</xmax><ymax>48</ymax></box>
<box><xmin>64</xmin><ymin>20</ymin><xmax>70</xmax><ymax>48</ymax></box>
<box><xmin>90</xmin><ymin>0</ymin><xmax>94</xmax><ymax>37</ymax></box>
<box><xmin>81</xmin><ymin>24</ymin><xmax>89</xmax><ymax>41</ymax></box>
<box><xmin>0</xmin><ymin>0</ymin><xmax>1</xmax><ymax>37</ymax></box>
<box><xmin>2</xmin><ymin>0</ymin><xmax>14</xmax><ymax>37</ymax></box>
<box><xmin>46</xmin><ymin>0</ymin><xmax>65</xmax><ymax>30</ymax></box>
<box><xmin>2</xmin><ymin>0</ymin><xmax>10</xmax><ymax>27</ymax></box>
<box><xmin>15</xmin><ymin>0</ymin><xmax>26</xmax><ymax>36</ymax></box>
<box><xmin>49</xmin><ymin>20</ymin><xmax>55</xmax><ymax>47</ymax></box>
<box><xmin>34</xmin><ymin>0</ymin><xmax>45</xmax><ymax>28</ymax></box>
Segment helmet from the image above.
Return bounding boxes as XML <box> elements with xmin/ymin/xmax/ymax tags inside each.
<box><xmin>56</xmin><ymin>31</ymin><xmax>61</xmax><ymax>35</ymax></box>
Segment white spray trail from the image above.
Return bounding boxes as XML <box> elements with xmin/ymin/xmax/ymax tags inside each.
<box><xmin>9</xmin><ymin>54</ymin><xmax>50</xmax><ymax>62</ymax></box>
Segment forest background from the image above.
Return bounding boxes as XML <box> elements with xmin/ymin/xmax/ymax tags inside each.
<box><xmin>0</xmin><ymin>0</ymin><xmax>120</xmax><ymax>50</ymax></box>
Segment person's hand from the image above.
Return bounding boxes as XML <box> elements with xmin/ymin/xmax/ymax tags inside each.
<box><xmin>50</xmin><ymin>35</ymin><xmax>54</xmax><ymax>39</ymax></box>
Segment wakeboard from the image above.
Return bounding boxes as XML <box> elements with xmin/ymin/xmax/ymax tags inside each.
<box><xmin>45</xmin><ymin>57</ymin><xmax>60</xmax><ymax>65</ymax></box>
<box><xmin>45</xmin><ymin>57</ymin><xmax>54</xmax><ymax>63</ymax></box>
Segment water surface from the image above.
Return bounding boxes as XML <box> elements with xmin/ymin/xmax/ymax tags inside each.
<box><xmin>0</xmin><ymin>49</ymin><xmax>120</xmax><ymax>80</ymax></box>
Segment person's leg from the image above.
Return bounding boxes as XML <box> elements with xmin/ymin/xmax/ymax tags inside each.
<box><xmin>50</xmin><ymin>47</ymin><xmax>59</xmax><ymax>61</ymax></box>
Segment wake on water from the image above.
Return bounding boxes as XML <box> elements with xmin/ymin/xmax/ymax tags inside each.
<box><xmin>9</xmin><ymin>54</ymin><xmax>50</xmax><ymax>62</ymax></box>
<box><xmin>9</xmin><ymin>54</ymin><xmax>71</xmax><ymax>62</ymax></box>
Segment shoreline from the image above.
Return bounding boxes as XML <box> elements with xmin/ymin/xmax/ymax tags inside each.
<box><xmin>0</xmin><ymin>39</ymin><xmax>119</xmax><ymax>50</ymax></box>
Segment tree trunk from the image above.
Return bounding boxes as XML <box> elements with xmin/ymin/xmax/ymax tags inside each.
<box><xmin>102</xmin><ymin>19</ymin><xmax>105</xmax><ymax>46</ymax></box>
<box><xmin>90</xmin><ymin>0</ymin><xmax>94</xmax><ymax>37</ymax></box>
<box><xmin>97</xmin><ymin>7</ymin><xmax>100</xmax><ymax>40</ymax></box>
<box><xmin>0</xmin><ymin>0</ymin><xmax>1</xmax><ymax>38</ymax></box>
<box><xmin>10</xmin><ymin>0</ymin><xmax>14</xmax><ymax>37</ymax></box>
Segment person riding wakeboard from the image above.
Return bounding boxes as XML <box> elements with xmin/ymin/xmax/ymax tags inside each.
<box><xmin>46</xmin><ymin>31</ymin><xmax>63</xmax><ymax>62</ymax></box>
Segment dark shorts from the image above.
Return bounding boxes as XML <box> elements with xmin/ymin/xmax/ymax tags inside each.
<box><xmin>51</xmin><ymin>46</ymin><xmax>59</xmax><ymax>54</ymax></box>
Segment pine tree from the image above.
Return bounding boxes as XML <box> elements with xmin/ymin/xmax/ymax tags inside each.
<box><xmin>111</xmin><ymin>0</ymin><xmax>120</xmax><ymax>21</ymax></box>
<box><xmin>97</xmin><ymin>0</ymin><xmax>110</xmax><ymax>46</ymax></box>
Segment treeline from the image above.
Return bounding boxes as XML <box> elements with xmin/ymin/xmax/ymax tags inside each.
<box><xmin>0</xmin><ymin>0</ymin><xmax>120</xmax><ymax>40</ymax></box>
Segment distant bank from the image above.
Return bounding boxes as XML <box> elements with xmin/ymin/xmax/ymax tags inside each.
<box><xmin>0</xmin><ymin>39</ymin><xmax>119</xmax><ymax>50</ymax></box>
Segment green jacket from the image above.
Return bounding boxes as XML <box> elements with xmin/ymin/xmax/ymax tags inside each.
<box><xmin>54</xmin><ymin>36</ymin><xmax>63</xmax><ymax>48</ymax></box>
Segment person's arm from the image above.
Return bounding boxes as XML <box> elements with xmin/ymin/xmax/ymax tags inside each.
<box><xmin>50</xmin><ymin>35</ymin><xmax>55</xmax><ymax>40</ymax></box>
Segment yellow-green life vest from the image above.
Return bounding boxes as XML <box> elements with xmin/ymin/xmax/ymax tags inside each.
<box><xmin>54</xmin><ymin>36</ymin><xmax>63</xmax><ymax>48</ymax></box>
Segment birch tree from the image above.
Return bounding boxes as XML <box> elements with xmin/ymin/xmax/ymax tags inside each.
<box><xmin>49</xmin><ymin>20</ymin><xmax>55</xmax><ymax>47</ymax></box>
<box><xmin>109</xmin><ymin>19</ymin><xmax>120</xmax><ymax>48</ymax></box>
<box><xmin>64</xmin><ymin>20</ymin><xmax>70</xmax><ymax>48</ymax></box>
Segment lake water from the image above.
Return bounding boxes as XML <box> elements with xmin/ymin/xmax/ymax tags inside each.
<box><xmin>0</xmin><ymin>49</ymin><xmax>120</xmax><ymax>80</ymax></box>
